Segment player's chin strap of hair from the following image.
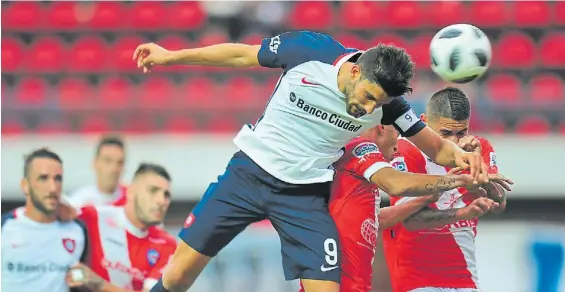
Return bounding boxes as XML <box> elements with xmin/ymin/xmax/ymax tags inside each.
<box><xmin>149</xmin><ymin>278</ymin><xmax>170</xmax><ymax>292</ymax></box>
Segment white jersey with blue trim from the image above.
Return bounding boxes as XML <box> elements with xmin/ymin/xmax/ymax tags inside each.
<box><xmin>233</xmin><ymin>31</ymin><xmax>424</xmax><ymax>184</ymax></box>
<box><xmin>1</xmin><ymin>208</ymin><xmax>87</xmax><ymax>292</ymax></box>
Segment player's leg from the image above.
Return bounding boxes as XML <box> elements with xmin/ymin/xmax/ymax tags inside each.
<box><xmin>157</xmin><ymin>152</ymin><xmax>265</xmax><ymax>291</ymax></box>
<box><xmin>267</xmin><ymin>181</ymin><xmax>340</xmax><ymax>292</ymax></box>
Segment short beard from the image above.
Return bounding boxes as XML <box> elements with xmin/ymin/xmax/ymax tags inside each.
<box><xmin>29</xmin><ymin>188</ymin><xmax>57</xmax><ymax>215</ymax></box>
<box><xmin>134</xmin><ymin>197</ymin><xmax>161</xmax><ymax>227</ymax></box>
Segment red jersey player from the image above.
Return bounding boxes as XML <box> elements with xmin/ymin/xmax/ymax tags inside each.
<box><xmin>66</xmin><ymin>163</ymin><xmax>177</xmax><ymax>292</ymax></box>
<box><xmin>383</xmin><ymin>87</ymin><xmax>511</xmax><ymax>292</ymax></box>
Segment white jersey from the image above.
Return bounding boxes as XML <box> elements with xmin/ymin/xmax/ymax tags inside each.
<box><xmin>234</xmin><ymin>31</ymin><xmax>424</xmax><ymax>184</ymax></box>
<box><xmin>66</xmin><ymin>184</ymin><xmax>126</xmax><ymax>208</ymax></box>
<box><xmin>1</xmin><ymin>208</ymin><xmax>87</xmax><ymax>292</ymax></box>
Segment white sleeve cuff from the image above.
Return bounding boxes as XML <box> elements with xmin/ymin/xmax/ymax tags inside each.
<box><xmin>143</xmin><ymin>279</ymin><xmax>159</xmax><ymax>291</ymax></box>
<box><xmin>394</xmin><ymin>197</ymin><xmax>417</xmax><ymax>205</ymax></box>
<box><xmin>363</xmin><ymin>162</ymin><xmax>393</xmax><ymax>181</ymax></box>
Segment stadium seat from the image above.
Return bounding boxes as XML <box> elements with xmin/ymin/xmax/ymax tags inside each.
<box><xmin>494</xmin><ymin>32</ymin><xmax>536</xmax><ymax>68</ymax></box>
<box><xmin>484</xmin><ymin>74</ymin><xmax>523</xmax><ymax>104</ymax></box>
<box><xmin>165</xmin><ymin>1</ymin><xmax>206</xmax><ymax>31</ymax></box>
<box><xmin>155</xmin><ymin>35</ymin><xmax>192</xmax><ymax>72</ymax></box>
<box><xmin>79</xmin><ymin>116</ymin><xmax>112</xmax><ymax>134</ymax></box>
<box><xmin>120</xmin><ymin>115</ymin><xmax>154</xmax><ymax>134</ymax></box>
<box><xmin>556</xmin><ymin>2</ymin><xmax>565</xmax><ymax>26</ymax></box>
<box><xmin>288</xmin><ymin>2</ymin><xmax>334</xmax><ymax>30</ymax></box>
<box><xmin>181</xmin><ymin>77</ymin><xmax>217</xmax><ymax>108</ymax></box>
<box><xmin>559</xmin><ymin>121</ymin><xmax>565</xmax><ymax>136</ymax></box>
<box><xmin>335</xmin><ymin>33</ymin><xmax>368</xmax><ymax>49</ymax></box>
<box><xmin>469</xmin><ymin>1</ymin><xmax>510</xmax><ymax>27</ymax></box>
<box><xmin>36</xmin><ymin>119</ymin><xmax>70</xmax><ymax>134</ymax></box>
<box><xmin>407</xmin><ymin>34</ymin><xmax>433</xmax><ymax>69</ymax></box>
<box><xmin>14</xmin><ymin>77</ymin><xmax>48</xmax><ymax>106</ymax></box>
<box><xmin>370</xmin><ymin>33</ymin><xmax>408</xmax><ymax>49</ymax></box>
<box><xmin>130</xmin><ymin>2</ymin><xmax>167</xmax><ymax>30</ymax></box>
<box><xmin>529</xmin><ymin>74</ymin><xmax>565</xmax><ymax>103</ymax></box>
<box><xmin>57</xmin><ymin>77</ymin><xmax>93</xmax><ymax>109</ymax></box>
<box><xmin>2</xmin><ymin>2</ymin><xmax>43</xmax><ymax>31</ymax></box>
<box><xmin>111</xmin><ymin>35</ymin><xmax>147</xmax><ymax>72</ymax></box>
<box><xmin>27</xmin><ymin>36</ymin><xmax>67</xmax><ymax>73</ymax></box>
<box><xmin>339</xmin><ymin>1</ymin><xmax>383</xmax><ymax>30</ymax></box>
<box><xmin>45</xmin><ymin>2</ymin><xmax>80</xmax><ymax>30</ymax></box>
<box><xmin>69</xmin><ymin>36</ymin><xmax>108</xmax><ymax>72</ymax></box>
<box><xmin>1</xmin><ymin>37</ymin><xmax>25</xmax><ymax>72</ymax></box>
<box><xmin>426</xmin><ymin>1</ymin><xmax>466</xmax><ymax>28</ymax></box>
<box><xmin>195</xmin><ymin>31</ymin><xmax>230</xmax><ymax>72</ymax></box>
<box><xmin>87</xmin><ymin>2</ymin><xmax>126</xmax><ymax>30</ymax></box>
<box><xmin>540</xmin><ymin>33</ymin><xmax>565</xmax><ymax>68</ymax></box>
<box><xmin>206</xmin><ymin>116</ymin><xmax>241</xmax><ymax>133</ymax></box>
<box><xmin>1</xmin><ymin>120</ymin><xmax>25</xmax><ymax>135</ymax></box>
<box><xmin>224</xmin><ymin>77</ymin><xmax>260</xmax><ymax>109</ymax></box>
<box><xmin>240</xmin><ymin>33</ymin><xmax>264</xmax><ymax>45</ymax></box>
<box><xmin>515</xmin><ymin>115</ymin><xmax>552</xmax><ymax>135</ymax></box>
<box><xmin>138</xmin><ymin>77</ymin><xmax>175</xmax><ymax>109</ymax></box>
<box><xmin>513</xmin><ymin>1</ymin><xmax>550</xmax><ymax>27</ymax></box>
<box><xmin>164</xmin><ymin>116</ymin><xmax>197</xmax><ymax>133</ymax></box>
<box><xmin>98</xmin><ymin>77</ymin><xmax>134</xmax><ymax>109</ymax></box>
<box><xmin>386</xmin><ymin>1</ymin><xmax>424</xmax><ymax>29</ymax></box>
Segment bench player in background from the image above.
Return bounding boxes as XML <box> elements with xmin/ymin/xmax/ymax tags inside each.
<box><xmin>66</xmin><ymin>135</ymin><xmax>128</xmax><ymax>208</ymax></box>
<box><xmin>133</xmin><ymin>31</ymin><xmax>491</xmax><ymax>292</ymax></box>
<box><xmin>383</xmin><ymin>87</ymin><xmax>510</xmax><ymax>292</ymax></box>
<box><xmin>65</xmin><ymin>163</ymin><xmax>176</xmax><ymax>292</ymax></box>
<box><xmin>1</xmin><ymin>148</ymin><xmax>87</xmax><ymax>292</ymax></box>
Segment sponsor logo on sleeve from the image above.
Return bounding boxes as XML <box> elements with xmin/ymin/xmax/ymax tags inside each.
<box><xmin>269</xmin><ymin>36</ymin><xmax>281</xmax><ymax>54</ymax></box>
<box><xmin>489</xmin><ymin>152</ymin><xmax>497</xmax><ymax>167</ymax></box>
<box><xmin>352</xmin><ymin>142</ymin><xmax>379</xmax><ymax>158</ymax></box>
<box><xmin>391</xmin><ymin>157</ymin><xmax>408</xmax><ymax>172</ymax></box>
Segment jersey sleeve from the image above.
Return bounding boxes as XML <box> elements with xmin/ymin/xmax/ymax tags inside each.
<box><xmin>381</xmin><ymin>97</ymin><xmax>426</xmax><ymax>137</ymax></box>
<box><xmin>343</xmin><ymin>140</ymin><xmax>392</xmax><ymax>181</ymax></box>
<box><xmin>389</xmin><ymin>139</ymin><xmax>428</xmax><ymax>206</ymax></box>
<box><xmin>478</xmin><ymin>137</ymin><xmax>498</xmax><ymax>174</ymax></box>
<box><xmin>144</xmin><ymin>239</ymin><xmax>177</xmax><ymax>290</ymax></box>
<box><xmin>257</xmin><ymin>31</ymin><xmax>347</xmax><ymax>71</ymax></box>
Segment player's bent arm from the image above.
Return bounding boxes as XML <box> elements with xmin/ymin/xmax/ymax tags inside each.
<box><xmin>406</xmin><ymin>126</ymin><xmax>464</xmax><ymax>168</ymax></box>
<box><xmin>166</xmin><ymin>44</ymin><xmax>261</xmax><ymax>67</ymax></box>
<box><xmin>370</xmin><ymin>167</ymin><xmax>471</xmax><ymax>197</ymax></box>
<box><xmin>487</xmin><ymin>182</ymin><xmax>507</xmax><ymax>214</ymax></box>
<box><xmin>402</xmin><ymin>207</ymin><xmax>465</xmax><ymax>231</ymax></box>
<box><xmin>379</xmin><ymin>196</ymin><xmax>437</xmax><ymax>229</ymax></box>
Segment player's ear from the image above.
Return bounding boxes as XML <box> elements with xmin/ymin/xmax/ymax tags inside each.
<box><xmin>20</xmin><ymin>178</ymin><xmax>29</xmax><ymax>196</ymax></box>
<box><xmin>420</xmin><ymin>113</ymin><xmax>427</xmax><ymax>123</ymax></box>
<box><xmin>350</xmin><ymin>64</ymin><xmax>362</xmax><ymax>80</ymax></box>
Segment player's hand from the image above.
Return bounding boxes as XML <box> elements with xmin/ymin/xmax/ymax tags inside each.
<box><xmin>454</xmin><ymin>151</ymin><xmax>489</xmax><ymax>185</ymax></box>
<box><xmin>57</xmin><ymin>201</ymin><xmax>77</xmax><ymax>222</ymax></box>
<box><xmin>458</xmin><ymin>197</ymin><xmax>498</xmax><ymax>220</ymax></box>
<box><xmin>66</xmin><ymin>263</ymin><xmax>105</xmax><ymax>291</ymax></box>
<box><xmin>133</xmin><ymin>42</ymin><xmax>173</xmax><ymax>73</ymax></box>
<box><xmin>487</xmin><ymin>173</ymin><xmax>514</xmax><ymax>191</ymax></box>
<box><xmin>458</xmin><ymin>135</ymin><xmax>481</xmax><ymax>153</ymax></box>
<box><xmin>447</xmin><ymin>167</ymin><xmax>464</xmax><ymax>175</ymax></box>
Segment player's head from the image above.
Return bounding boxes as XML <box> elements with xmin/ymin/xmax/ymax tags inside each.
<box><xmin>362</xmin><ymin>125</ymin><xmax>399</xmax><ymax>161</ymax></box>
<box><xmin>421</xmin><ymin>87</ymin><xmax>471</xmax><ymax>144</ymax></box>
<box><xmin>343</xmin><ymin>44</ymin><xmax>414</xmax><ymax>118</ymax></box>
<box><xmin>94</xmin><ymin>135</ymin><xmax>125</xmax><ymax>192</ymax></box>
<box><xmin>21</xmin><ymin>148</ymin><xmax>63</xmax><ymax>215</ymax></box>
<box><xmin>126</xmin><ymin>163</ymin><xmax>171</xmax><ymax>227</ymax></box>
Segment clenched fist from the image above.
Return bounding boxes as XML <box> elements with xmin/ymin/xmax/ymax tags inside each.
<box><xmin>133</xmin><ymin>43</ymin><xmax>173</xmax><ymax>73</ymax></box>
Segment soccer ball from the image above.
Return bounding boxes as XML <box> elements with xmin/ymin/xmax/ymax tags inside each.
<box><xmin>429</xmin><ymin>24</ymin><xmax>492</xmax><ymax>84</ymax></box>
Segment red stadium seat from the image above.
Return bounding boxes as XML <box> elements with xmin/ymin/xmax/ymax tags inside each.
<box><xmin>529</xmin><ymin>74</ymin><xmax>564</xmax><ymax>103</ymax></box>
<box><xmin>559</xmin><ymin>121</ymin><xmax>565</xmax><ymax>136</ymax></box>
<box><xmin>14</xmin><ymin>77</ymin><xmax>48</xmax><ymax>106</ymax></box>
<box><xmin>36</xmin><ymin>120</ymin><xmax>70</xmax><ymax>134</ymax></box>
<box><xmin>207</xmin><ymin>116</ymin><xmax>240</xmax><ymax>133</ymax></box>
<box><xmin>340</xmin><ymin>1</ymin><xmax>383</xmax><ymax>30</ymax></box>
<box><xmin>164</xmin><ymin>116</ymin><xmax>197</xmax><ymax>133</ymax></box>
<box><xmin>1</xmin><ymin>37</ymin><xmax>25</xmax><ymax>72</ymax></box>
<box><xmin>2</xmin><ymin>120</ymin><xmax>25</xmax><ymax>135</ymax></box>
<box><xmin>494</xmin><ymin>32</ymin><xmax>536</xmax><ymax>68</ymax></box>
<box><xmin>288</xmin><ymin>2</ymin><xmax>334</xmax><ymax>30</ymax></box>
<box><xmin>223</xmin><ymin>77</ymin><xmax>260</xmax><ymax>109</ymax></box>
<box><xmin>166</xmin><ymin>1</ymin><xmax>206</xmax><ymax>31</ymax></box>
<box><xmin>130</xmin><ymin>2</ymin><xmax>167</xmax><ymax>30</ymax></box>
<box><xmin>195</xmin><ymin>31</ymin><xmax>230</xmax><ymax>72</ymax></box>
<box><xmin>98</xmin><ymin>77</ymin><xmax>134</xmax><ymax>109</ymax></box>
<box><xmin>386</xmin><ymin>1</ymin><xmax>424</xmax><ymax>29</ymax></box>
<box><xmin>87</xmin><ymin>2</ymin><xmax>126</xmax><ymax>30</ymax></box>
<box><xmin>27</xmin><ymin>36</ymin><xmax>67</xmax><ymax>73</ymax></box>
<box><xmin>111</xmin><ymin>35</ymin><xmax>146</xmax><ymax>72</ymax></box>
<box><xmin>79</xmin><ymin>116</ymin><xmax>112</xmax><ymax>134</ymax></box>
<box><xmin>556</xmin><ymin>2</ymin><xmax>565</xmax><ymax>26</ymax></box>
<box><xmin>515</xmin><ymin>115</ymin><xmax>552</xmax><ymax>135</ymax></box>
<box><xmin>469</xmin><ymin>1</ymin><xmax>510</xmax><ymax>27</ymax></box>
<box><xmin>407</xmin><ymin>34</ymin><xmax>433</xmax><ymax>69</ymax></box>
<box><xmin>156</xmin><ymin>35</ymin><xmax>192</xmax><ymax>72</ymax></box>
<box><xmin>2</xmin><ymin>2</ymin><xmax>43</xmax><ymax>31</ymax></box>
<box><xmin>240</xmin><ymin>33</ymin><xmax>264</xmax><ymax>45</ymax></box>
<box><xmin>139</xmin><ymin>77</ymin><xmax>175</xmax><ymax>108</ymax></box>
<box><xmin>45</xmin><ymin>2</ymin><xmax>80</xmax><ymax>30</ymax></box>
<box><xmin>540</xmin><ymin>33</ymin><xmax>565</xmax><ymax>68</ymax></box>
<box><xmin>426</xmin><ymin>1</ymin><xmax>466</xmax><ymax>28</ymax></box>
<box><xmin>69</xmin><ymin>36</ymin><xmax>108</xmax><ymax>72</ymax></box>
<box><xmin>513</xmin><ymin>1</ymin><xmax>550</xmax><ymax>27</ymax></box>
<box><xmin>484</xmin><ymin>74</ymin><xmax>523</xmax><ymax>104</ymax></box>
<box><xmin>181</xmin><ymin>77</ymin><xmax>217</xmax><ymax>108</ymax></box>
<box><xmin>336</xmin><ymin>34</ymin><xmax>368</xmax><ymax>49</ymax></box>
<box><xmin>121</xmin><ymin>115</ymin><xmax>154</xmax><ymax>134</ymax></box>
<box><xmin>58</xmin><ymin>77</ymin><xmax>93</xmax><ymax>109</ymax></box>
<box><xmin>370</xmin><ymin>33</ymin><xmax>408</xmax><ymax>49</ymax></box>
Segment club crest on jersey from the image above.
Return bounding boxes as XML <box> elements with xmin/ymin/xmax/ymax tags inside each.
<box><xmin>62</xmin><ymin>238</ymin><xmax>76</xmax><ymax>254</ymax></box>
<box><xmin>146</xmin><ymin>249</ymin><xmax>160</xmax><ymax>266</ymax></box>
<box><xmin>352</xmin><ymin>142</ymin><xmax>378</xmax><ymax>158</ymax></box>
<box><xmin>391</xmin><ymin>157</ymin><xmax>408</xmax><ymax>172</ymax></box>
<box><xmin>184</xmin><ymin>213</ymin><xmax>195</xmax><ymax>228</ymax></box>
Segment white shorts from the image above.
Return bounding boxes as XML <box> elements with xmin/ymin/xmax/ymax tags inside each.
<box><xmin>410</xmin><ymin>288</ymin><xmax>480</xmax><ymax>292</ymax></box>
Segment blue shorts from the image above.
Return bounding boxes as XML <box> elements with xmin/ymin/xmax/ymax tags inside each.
<box><xmin>179</xmin><ymin>151</ymin><xmax>340</xmax><ymax>282</ymax></box>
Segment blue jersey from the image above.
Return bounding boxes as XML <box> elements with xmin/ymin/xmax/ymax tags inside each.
<box><xmin>233</xmin><ymin>31</ymin><xmax>424</xmax><ymax>184</ymax></box>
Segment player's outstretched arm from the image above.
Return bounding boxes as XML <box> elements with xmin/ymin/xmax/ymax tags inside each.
<box><xmin>379</xmin><ymin>195</ymin><xmax>439</xmax><ymax>229</ymax></box>
<box><xmin>403</xmin><ymin>197</ymin><xmax>498</xmax><ymax>231</ymax></box>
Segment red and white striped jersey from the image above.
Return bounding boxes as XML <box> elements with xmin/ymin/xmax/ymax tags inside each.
<box><xmin>383</xmin><ymin>136</ymin><xmax>498</xmax><ymax>292</ymax></box>
<box><xmin>78</xmin><ymin>206</ymin><xmax>176</xmax><ymax>291</ymax></box>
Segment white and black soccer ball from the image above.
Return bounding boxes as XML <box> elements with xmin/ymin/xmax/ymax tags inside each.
<box><xmin>430</xmin><ymin>24</ymin><xmax>492</xmax><ymax>84</ymax></box>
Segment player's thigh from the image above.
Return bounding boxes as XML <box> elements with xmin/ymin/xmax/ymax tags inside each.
<box><xmin>268</xmin><ymin>182</ymin><xmax>341</xmax><ymax>283</ymax></box>
<box><xmin>179</xmin><ymin>152</ymin><xmax>265</xmax><ymax>257</ymax></box>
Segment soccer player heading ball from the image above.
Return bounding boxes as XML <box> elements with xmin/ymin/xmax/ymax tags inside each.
<box><xmin>134</xmin><ymin>31</ymin><xmax>500</xmax><ymax>292</ymax></box>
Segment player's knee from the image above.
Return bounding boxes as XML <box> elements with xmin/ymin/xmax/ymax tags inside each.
<box><xmin>300</xmin><ymin>279</ymin><xmax>340</xmax><ymax>292</ymax></box>
<box><xmin>163</xmin><ymin>241</ymin><xmax>211</xmax><ymax>290</ymax></box>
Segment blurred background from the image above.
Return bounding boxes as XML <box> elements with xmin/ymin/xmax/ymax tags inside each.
<box><xmin>1</xmin><ymin>1</ymin><xmax>565</xmax><ymax>292</ymax></box>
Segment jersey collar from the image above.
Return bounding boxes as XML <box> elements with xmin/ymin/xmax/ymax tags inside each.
<box><xmin>117</xmin><ymin>208</ymin><xmax>149</xmax><ymax>238</ymax></box>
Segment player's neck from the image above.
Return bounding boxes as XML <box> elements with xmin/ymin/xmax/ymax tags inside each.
<box><xmin>124</xmin><ymin>206</ymin><xmax>149</xmax><ymax>231</ymax></box>
<box><xmin>97</xmin><ymin>181</ymin><xmax>117</xmax><ymax>196</ymax></box>
<box><xmin>24</xmin><ymin>205</ymin><xmax>57</xmax><ymax>223</ymax></box>
<box><xmin>337</xmin><ymin>62</ymin><xmax>354</xmax><ymax>94</ymax></box>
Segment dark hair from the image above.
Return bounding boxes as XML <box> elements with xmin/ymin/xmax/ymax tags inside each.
<box><xmin>24</xmin><ymin>148</ymin><xmax>62</xmax><ymax>178</ymax></box>
<box><xmin>96</xmin><ymin>135</ymin><xmax>125</xmax><ymax>156</ymax></box>
<box><xmin>426</xmin><ymin>87</ymin><xmax>471</xmax><ymax>121</ymax></box>
<box><xmin>134</xmin><ymin>163</ymin><xmax>171</xmax><ymax>182</ymax></box>
<box><xmin>355</xmin><ymin>44</ymin><xmax>415</xmax><ymax>98</ymax></box>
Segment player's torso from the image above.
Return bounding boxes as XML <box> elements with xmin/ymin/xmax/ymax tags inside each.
<box><xmin>85</xmin><ymin>207</ymin><xmax>170</xmax><ymax>290</ymax></box>
<box><xmin>1</xmin><ymin>211</ymin><xmax>85</xmax><ymax>292</ymax></box>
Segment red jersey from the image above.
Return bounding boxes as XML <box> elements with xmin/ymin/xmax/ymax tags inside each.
<box><xmin>383</xmin><ymin>136</ymin><xmax>498</xmax><ymax>292</ymax></box>
<box><xmin>78</xmin><ymin>206</ymin><xmax>177</xmax><ymax>290</ymax></box>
